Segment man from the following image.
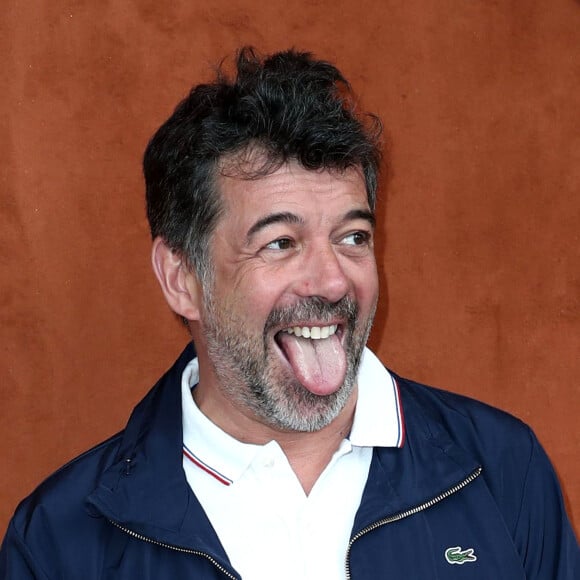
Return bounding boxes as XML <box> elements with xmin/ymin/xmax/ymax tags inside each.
<box><xmin>1</xmin><ymin>48</ymin><xmax>578</xmax><ymax>579</ymax></box>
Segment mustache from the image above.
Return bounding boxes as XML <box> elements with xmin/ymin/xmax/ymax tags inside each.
<box><xmin>265</xmin><ymin>296</ymin><xmax>358</xmax><ymax>333</ymax></box>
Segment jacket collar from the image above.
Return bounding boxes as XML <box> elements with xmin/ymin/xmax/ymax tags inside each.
<box><xmin>352</xmin><ymin>374</ymin><xmax>481</xmax><ymax>534</ymax></box>
<box><xmin>86</xmin><ymin>343</ymin><xmax>235</xmax><ymax>567</ymax></box>
<box><xmin>87</xmin><ymin>345</ymin><xmax>480</xmax><ymax>550</ymax></box>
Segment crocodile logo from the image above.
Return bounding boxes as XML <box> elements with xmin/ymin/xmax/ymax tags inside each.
<box><xmin>445</xmin><ymin>546</ymin><xmax>477</xmax><ymax>565</ymax></box>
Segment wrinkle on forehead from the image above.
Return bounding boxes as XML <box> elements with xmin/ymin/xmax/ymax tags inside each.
<box><xmin>217</xmin><ymin>168</ymin><xmax>369</xmax><ymax>232</ymax></box>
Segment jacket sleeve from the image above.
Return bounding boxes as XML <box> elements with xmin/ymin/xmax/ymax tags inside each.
<box><xmin>0</xmin><ymin>519</ymin><xmax>49</xmax><ymax>580</ymax></box>
<box><xmin>512</xmin><ymin>429</ymin><xmax>579</xmax><ymax>579</ymax></box>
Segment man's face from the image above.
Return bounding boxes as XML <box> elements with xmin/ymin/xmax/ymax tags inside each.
<box><xmin>197</xmin><ymin>160</ymin><xmax>379</xmax><ymax>432</ymax></box>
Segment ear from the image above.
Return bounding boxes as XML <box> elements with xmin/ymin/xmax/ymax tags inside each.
<box><xmin>151</xmin><ymin>237</ymin><xmax>202</xmax><ymax>321</ymax></box>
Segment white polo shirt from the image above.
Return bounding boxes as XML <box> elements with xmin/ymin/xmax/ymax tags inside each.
<box><xmin>181</xmin><ymin>348</ymin><xmax>404</xmax><ymax>580</ymax></box>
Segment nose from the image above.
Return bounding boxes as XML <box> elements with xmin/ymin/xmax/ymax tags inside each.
<box><xmin>293</xmin><ymin>243</ymin><xmax>350</xmax><ymax>303</ymax></box>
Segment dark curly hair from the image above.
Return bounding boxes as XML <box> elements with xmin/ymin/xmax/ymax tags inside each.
<box><xmin>144</xmin><ymin>47</ymin><xmax>382</xmax><ymax>284</ymax></box>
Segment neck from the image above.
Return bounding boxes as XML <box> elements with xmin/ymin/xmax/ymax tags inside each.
<box><xmin>265</xmin><ymin>394</ymin><xmax>356</xmax><ymax>494</ymax></box>
<box><xmin>193</xmin><ymin>382</ymin><xmax>357</xmax><ymax>495</ymax></box>
<box><xmin>276</xmin><ymin>402</ymin><xmax>356</xmax><ymax>494</ymax></box>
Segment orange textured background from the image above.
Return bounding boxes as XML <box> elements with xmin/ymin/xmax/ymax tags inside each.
<box><xmin>1</xmin><ymin>1</ymin><xmax>579</xmax><ymax>537</ymax></box>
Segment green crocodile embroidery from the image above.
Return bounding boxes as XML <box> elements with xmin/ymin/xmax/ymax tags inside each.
<box><xmin>445</xmin><ymin>546</ymin><xmax>477</xmax><ymax>565</ymax></box>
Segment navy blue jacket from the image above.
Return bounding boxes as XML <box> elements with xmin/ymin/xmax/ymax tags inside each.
<box><xmin>1</xmin><ymin>344</ymin><xmax>578</xmax><ymax>578</ymax></box>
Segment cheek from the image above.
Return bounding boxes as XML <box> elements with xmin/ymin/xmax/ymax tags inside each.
<box><xmin>251</xmin><ymin>287</ymin><xmax>288</xmax><ymax>320</ymax></box>
<box><xmin>223</xmin><ymin>277</ymin><xmax>287</xmax><ymax>328</ymax></box>
<box><xmin>243</xmin><ymin>266</ymin><xmax>299</xmax><ymax>311</ymax></box>
<box><xmin>353</xmin><ymin>263</ymin><xmax>379</xmax><ymax>311</ymax></box>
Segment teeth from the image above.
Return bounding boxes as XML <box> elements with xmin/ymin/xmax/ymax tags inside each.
<box><xmin>284</xmin><ymin>324</ymin><xmax>337</xmax><ymax>340</ymax></box>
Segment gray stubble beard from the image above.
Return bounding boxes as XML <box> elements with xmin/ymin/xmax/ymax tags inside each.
<box><xmin>201</xmin><ymin>293</ymin><xmax>377</xmax><ymax>432</ymax></box>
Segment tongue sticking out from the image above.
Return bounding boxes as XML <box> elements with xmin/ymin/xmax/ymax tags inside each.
<box><xmin>277</xmin><ymin>331</ymin><xmax>347</xmax><ymax>396</ymax></box>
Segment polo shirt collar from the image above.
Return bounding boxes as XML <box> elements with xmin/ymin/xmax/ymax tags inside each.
<box><xmin>181</xmin><ymin>347</ymin><xmax>405</xmax><ymax>485</ymax></box>
<box><xmin>349</xmin><ymin>348</ymin><xmax>405</xmax><ymax>448</ymax></box>
<box><xmin>182</xmin><ymin>358</ymin><xmax>258</xmax><ymax>485</ymax></box>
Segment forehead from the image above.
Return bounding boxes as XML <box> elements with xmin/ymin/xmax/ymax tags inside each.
<box><xmin>216</xmin><ymin>161</ymin><xmax>370</xmax><ymax>224</ymax></box>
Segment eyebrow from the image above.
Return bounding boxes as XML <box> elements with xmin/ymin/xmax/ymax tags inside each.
<box><xmin>344</xmin><ymin>208</ymin><xmax>376</xmax><ymax>229</ymax></box>
<box><xmin>246</xmin><ymin>212</ymin><xmax>304</xmax><ymax>242</ymax></box>
<box><xmin>246</xmin><ymin>207</ymin><xmax>376</xmax><ymax>243</ymax></box>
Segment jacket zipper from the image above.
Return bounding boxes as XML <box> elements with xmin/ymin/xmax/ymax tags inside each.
<box><xmin>344</xmin><ymin>466</ymin><xmax>483</xmax><ymax>580</ymax></box>
<box><xmin>108</xmin><ymin>519</ymin><xmax>239</xmax><ymax>579</ymax></box>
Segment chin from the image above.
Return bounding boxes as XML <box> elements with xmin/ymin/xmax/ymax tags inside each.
<box><xmin>254</xmin><ymin>374</ymin><xmax>354</xmax><ymax>433</ymax></box>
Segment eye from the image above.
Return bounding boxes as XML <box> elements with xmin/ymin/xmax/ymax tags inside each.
<box><xmin>264</xmin><ymin>237</ymin><xmax>294</xmax><ymax>251</ymax></box>
<box><xmin>341</xmin><ymin>231</ymin><xmax>371</xmax><ymax>246</ymax></box>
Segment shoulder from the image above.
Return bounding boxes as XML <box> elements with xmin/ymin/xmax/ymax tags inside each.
<box><xmin>393</xmin><ymin>374</ymin><xmax>560</xmax><ymax>525</ymax></box>
<box><xmin>395</xmin><ymin>374</ymin><xmax>535</xmax><ymax>453</ymax></box>
<box><xmin>8</xmin><ymin>431</ymin><xmax>123</xmax><ymax>539</ymax></box>
<box><xmin>393</xmin><ymin>374</ymin><xmax>540</xmax><ymax>489</ymax></box>
<box><xmin>1</xmin><ymin>432</ymin><xmax>124</xmax><ymax>578</ymax></box>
